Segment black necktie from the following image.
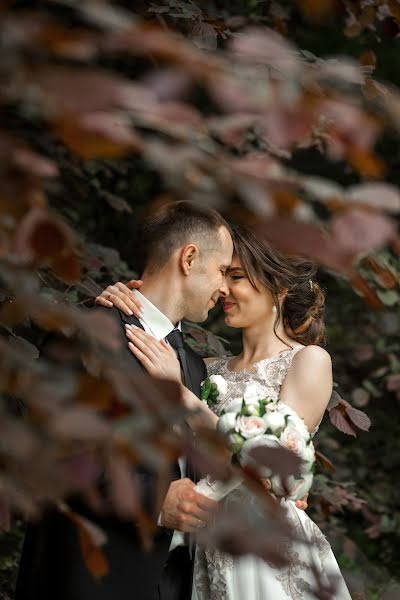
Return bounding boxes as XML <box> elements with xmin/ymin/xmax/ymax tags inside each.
<box><xmin>165</xmin><ymin>329</ymin><xmax>193</xmax><ymax>392</ymax></box>
<box><xmin>165</xmin><ymin>328</ymin><xmax>197</xmax><ymax>488</ymax></box>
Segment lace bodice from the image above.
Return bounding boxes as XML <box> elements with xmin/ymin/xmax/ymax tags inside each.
<box><xmin>207</xmin><ymin>347</ymin><xmax>320</xmax><ymax>438</ymax></box>
<box><xmin>193</xmin><ymin>348</ymin><xmax>349</xmax><ymax>600</ymax></box>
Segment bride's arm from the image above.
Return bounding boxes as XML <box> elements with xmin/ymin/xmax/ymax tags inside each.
<box><xmin>279</xmin><ymin>345</ymin><xmax>333</xmax><ymax>433</ymax></box>
<box><xmin>125</xmin><ymin>325</ymin><xmax>218</xmax><ymax>430</ymax></box>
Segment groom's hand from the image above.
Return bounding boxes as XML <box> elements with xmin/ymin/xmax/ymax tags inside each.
<box><xmin>160</xmin><ymin>478</ymin><xmax>217</xmax><ymax>532</ymax></box>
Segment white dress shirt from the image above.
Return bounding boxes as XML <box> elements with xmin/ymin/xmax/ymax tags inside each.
<box><xmin>134</xmin><ymin>291</ymin><xmax>186</xmax><ymax>550</ymax></box>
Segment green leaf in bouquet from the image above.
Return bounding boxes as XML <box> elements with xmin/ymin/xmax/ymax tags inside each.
<box><xmin>229</xmin><ymin>433</ymin><xmax>244</xmax><ymax>454</ymax></box>
<box><xmin>242</xmin><ymin>404</ymin><xmax>260</xmax><ymax>416</ymax></box>
<box><xmin>258</xmin><ymin>400</ymin><xmax>267</xmax><ymax>416</ymax></box>
<box><xmin>209</xmin><ymin>383</ymin><xmax>218</xmax><ymax>398</ymax></box>
<box><xmin>201</xmin><ymin>378</ymin><xmax>211</xmax><ymax>401</ymax></box>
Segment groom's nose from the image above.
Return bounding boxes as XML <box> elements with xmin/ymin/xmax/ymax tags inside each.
<box><xmin>219</xmin><ymin>279</ymin><xmax>229</xmax><ymax>297</ymax></box>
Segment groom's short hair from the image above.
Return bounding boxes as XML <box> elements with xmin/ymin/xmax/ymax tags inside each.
<box><xmin>140</xmin><ymin>201</ymin><xmax>230</xmax><ymax>271</ymax></box>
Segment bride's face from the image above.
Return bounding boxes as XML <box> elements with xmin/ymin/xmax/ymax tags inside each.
<box><xmin>220</xmin><ymin>254</ymin><xmax>275</xmax><ymax>329</ymax></box>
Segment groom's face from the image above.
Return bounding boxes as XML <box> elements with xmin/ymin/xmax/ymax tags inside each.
<box><xmin>184</xmin><ymin>226</ymin><xmax>233</xmax><ymax>322</ymax></box>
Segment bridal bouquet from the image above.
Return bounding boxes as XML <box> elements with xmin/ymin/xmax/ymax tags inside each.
<box><xmin>195</xmin><ymin>377</ymin><xmax>315</xmax><ymax>502</ymax></box>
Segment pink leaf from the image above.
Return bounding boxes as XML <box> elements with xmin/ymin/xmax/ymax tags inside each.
<box><xmin>346</xmin><ymin>405</ymin><xmax>371</xmax><ymax>431</ymax></box>
<box><xmin>346</xmin><ymin>183</ymin><xmax>400</xmax><ymax>213</ymax></box>
<box><xmin>328</xmin><ymin>405</ymin><xmax>356</xmax><ymax>437</ymax></box>
<box><xmin>191</xmin><ymin>22</ymin><xmax>218</xmax><ymax>51</ymax></box>
<box><xmin>108</xmin><ymin>455</ymin><xmax>139</xmax><ymax>520</ymax></box>
<box><xmin>230</xmin><ymin>27</ymin><xmax>300</xmax><ymax>77</ymax></box>
<box><xmin>331</xmin><ymin>209</ymin><xmax>397</xmax><ymax>258</ymax></box>
<box><xmin>249</xmin><ymin>445</ymin><xmax>302</xmax><ymax>478</ymax></box>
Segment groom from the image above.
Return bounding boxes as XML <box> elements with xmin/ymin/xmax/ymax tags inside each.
<box><xmin>15</xmin><ymin>201</ymin><xmax>234</xmax><ymax>600</ymax></box>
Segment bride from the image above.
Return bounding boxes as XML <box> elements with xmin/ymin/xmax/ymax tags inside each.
<box><xmin>96</xmin><ymin>226</ymin><xmax>351</xmax><ymax>599</ymax></box>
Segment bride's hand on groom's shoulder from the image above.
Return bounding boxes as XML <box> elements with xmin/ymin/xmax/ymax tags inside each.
<box><xmin>125</xmin><ymin>325</ymin><xmax>182</xmax><ymax>383</ymax></box>
<box><xmin>95</xmin><ymin>280</ymin><xmax>144</xmax><ymax>317</ymax></box>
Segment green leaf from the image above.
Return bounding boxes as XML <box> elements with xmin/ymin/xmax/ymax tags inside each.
<box><xmin>376</xmin><ymin>289</ymin><xmax>399</xmax><ymax>307</ymax></box>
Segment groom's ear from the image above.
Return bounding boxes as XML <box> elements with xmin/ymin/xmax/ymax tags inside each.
<box><xmin>180</xmin><ymin>243</ymin><xmax>200</xmax><ymax>275</ymax></box>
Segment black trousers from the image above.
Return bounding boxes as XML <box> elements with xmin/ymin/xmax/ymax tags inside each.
<box><xmin>156</xmin><ymin>546</ymin><xmax>193</xmax><ymax>600</ymax></box>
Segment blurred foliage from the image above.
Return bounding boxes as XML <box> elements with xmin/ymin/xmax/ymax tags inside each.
<box><xmin>1</xmin><ymin>1</ymin><xmax>400</xmax><ymax>598</ymax></box>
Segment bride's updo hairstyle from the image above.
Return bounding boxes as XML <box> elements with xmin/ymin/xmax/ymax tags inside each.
<box><xmin>232</xmin><ymin>226</ymin><xmax>326</xmax><ymax>346</ymax></box>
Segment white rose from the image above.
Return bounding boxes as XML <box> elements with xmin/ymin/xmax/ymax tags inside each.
<box><xmin>263</xmin><ymin>411</ymin><xmax>286</xmax><ymax>435</ymax></box>
<box><xmin>280</xmin><ymin>425</ymin><xmax>308</xmax><ymax>457</ymax></box>
<box><xmin>240</xmin><ymin>434</ymin><xmax>281</xmax><ymax>478</ymax></box>
<box><xmin>209</xmin><ymin>374</ymin><xmax>228</xmax><ymax>398</ymax></box>
<box><xmin>243</xmin><ymin>382</ymin><xmax>261</xmax><ymax>405</ymax></box>
<box><xmin>277</xmin><ymin>403</ymin><xmax>310</xmax><ymax>441</ymax></box>
<box><xmin>236</xmin><ymin>415</ymin><xmax>266</xmax><ymax>439</ymax></box>
<box><xmin>223</xmin><ymin>397</ymin><xmax>243</xmax><ymax>414</ymax></box>
<box><xmin>217</xmin><ymin>412</ymin><xmax>238</xmax><ymax>435</ymax></box>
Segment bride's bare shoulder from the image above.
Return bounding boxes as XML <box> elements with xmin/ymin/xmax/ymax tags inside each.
<box><xmin>293</xmin><ymin>345</ymin><xmax>332</xmax><ymax>368</ymax></box>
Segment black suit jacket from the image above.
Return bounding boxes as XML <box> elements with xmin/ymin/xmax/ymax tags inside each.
<box><xmin>15</xmin><ymin>306</ymin><xmax>207</xmax><ymax>600</ymax></box>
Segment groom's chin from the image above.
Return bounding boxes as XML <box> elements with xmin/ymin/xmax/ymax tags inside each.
<box><xmin>186</xmin><ymin>308</ymin><xmax>209</xmax><ymax>323</ymax></box>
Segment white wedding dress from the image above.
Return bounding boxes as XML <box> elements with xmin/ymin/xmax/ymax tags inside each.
<box><xmin>192</xmin><ymin>348</ymin><xmax>351</xmax><ymax>600</ymax></box>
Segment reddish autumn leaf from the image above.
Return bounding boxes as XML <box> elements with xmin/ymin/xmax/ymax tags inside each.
<box><xmin>36</xmin><ymin>22</ymin><xmax>100</xmax><ymax>60</ymax></box>
<box><xmin>329</xmin><ymin>405</ymin><xmax>356</xmax><ymax>437</ymax></box>
<box><xmin>35</xmin><ymin>67</ymin><xmax>156</xmax><ymax>115</ymax></box>
<box><xmin>75</xmin><ymin>374</ymin><xmax>116</xmax><ymax>411</ymax></box>
<box><xmin>14</xmin><ymin>207</ymin><xmax>76</xmax><ymax>261</ymax></box>
<box><xmin>346</xmin><ymin>183</ymin><xmax>400</xmax><ymax>213</ymax></box>
<box><xmin>52</xmin><ymin>252</ymin><xmax>81</xmax><ymax>283</ymax></box>
<box><xmin>62</xmin><ymin>451</ymin><xmax>103</xmax><ymax>491</ymax></box>
<box><xmin>249</xmin><ymin>445</ymin><xmax>302</xmax><ymax>478</ymax></box>
<box><xmin>229</xmin><ymin>27</ymin><xmax>301</xmax><ymax>77</ymax></box>
<box><xmin>208</xmin><ymin>73</ymin><xmax>263</xmax><ymax>113</ymax></box>
<box><xmin>331</xmin><ymin>210</ymin><xmax>397</xmax><ymax>259</ymax></box>
<box><xmin>61</xmin><ymin>505</ymin><xmax>109</xmax><ymax>579</ymax></box>
<box><xmin>208</xmin><ymin>114</ymin><xmax>257</xmax><ymax>149</ymax></box>
<box><xmin>297</xmin><ymin>0</ymin><xmax>337</xmax><ymax>23</ymax></box>
<box><xmin>359</xmin><ymin>50</ymin><xmax>377</xmax><ymax>71</ymax></box>
<box><xmin>348</xmin><ymin>147</ymin><xmax>386</xmax><ymax>178</ymax></box>
<box><xmin>0</xmin><ymin>131</ymin><xmax>58</xmax><ymax>178</ymax></box>
<box><xmin>155</xmin><ymin>101</ymin><xmax>202</xmax><ymax>125</ymax></box>
<box><xmin>54</xmin><ymin>113</ymin><xmax>143</xmax><ymax>160</ymax></box>
<box><xmin>108</xmin><ymin>25</ymin><xmax>218</xmax><ymax>78</ymax></box>
<box><xmin>142</xmin><ymin>67</ymin><xmax>193</xmax><ymax>102</ymax></box>
<box><xmin>190</xmin><ymin>21</ymin><xmax>219</xmax><ymax>51</ymax></box>
<box><xmin>48</xmin><ymin>407</ymin><xmax>110</xmax><ymax>442</ymax></box>
<box><xmin>259</xmin><ymin>105</ymin><xmax>314</xmax><ymax>151</ymax></box>
<box><xmin>108</xmin><ymin>454</ymin><xmax>139</xmax><ymax>520</ymax></box>
<box><xmin>366</xmin><ymin>257</ymin><xmax>398</xmax><ymax>289</ymax></box>
<box><xmin>346</xmin><ymin>405</ymin><xmax>371</xmax><ymax>432</ymax></box>
<box><xmin>315</xmin><ymin>450</ymin><xmax>336</xmax><ymax>473</ymax></box>
<box><xmin>350</xmin><ymin>273</ymin><xmax>384</xmax><ymax>310</ymax></box>
<box><xmin>319</xmin><ymin>99</ymin><xmax>380</xmax><ymax>160</ymax></box>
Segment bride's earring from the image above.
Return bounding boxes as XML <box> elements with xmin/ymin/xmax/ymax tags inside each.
<box><xmin>272</xmin><ymin>305</ymin><xmax>277</xmax><ymax>313</ymax></box>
